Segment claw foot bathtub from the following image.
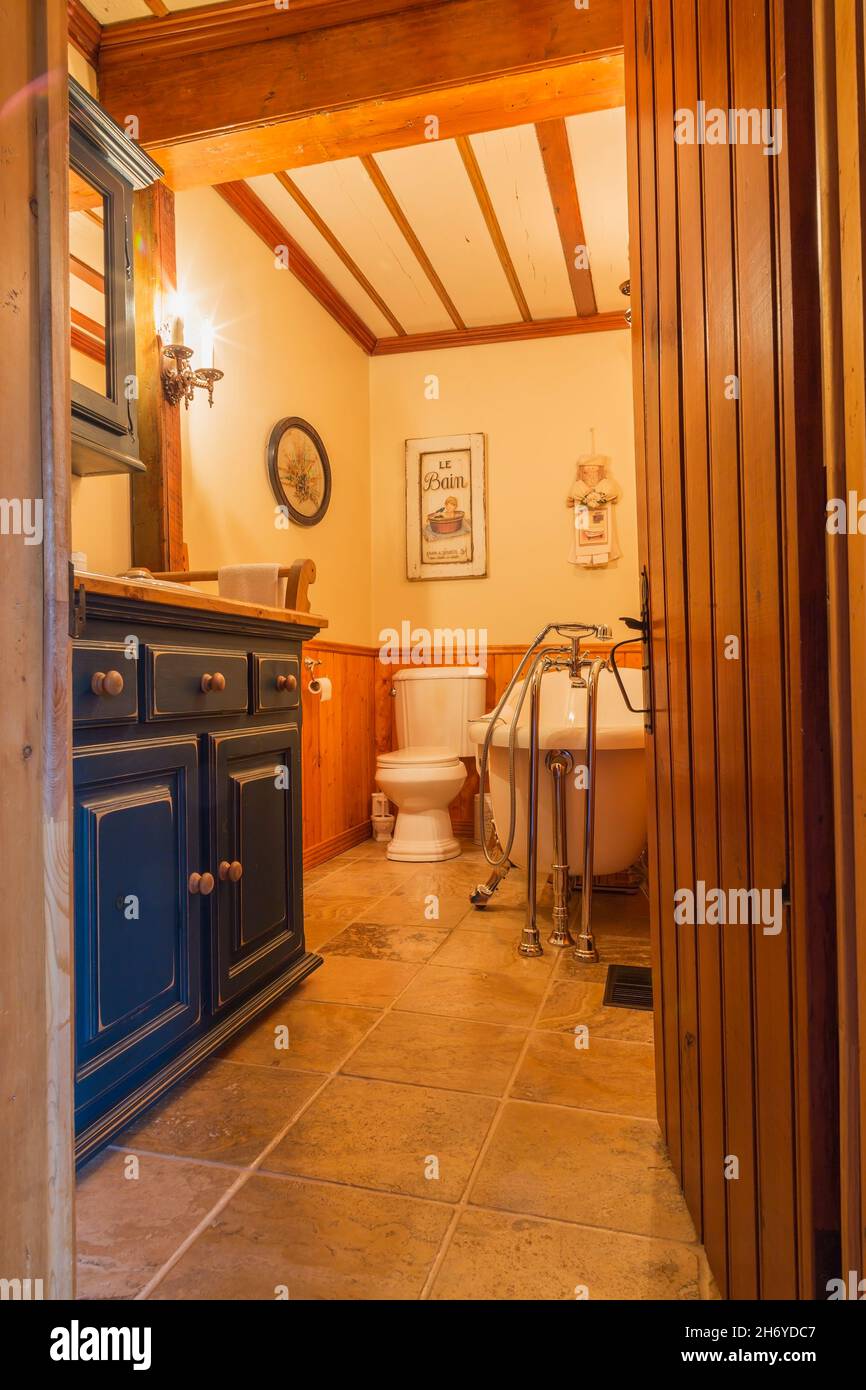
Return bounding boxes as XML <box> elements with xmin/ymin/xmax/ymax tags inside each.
<box><xmin>469</xmin><ymin>665</ymin><xmax>647</xmax><ymax>876</ymax></box>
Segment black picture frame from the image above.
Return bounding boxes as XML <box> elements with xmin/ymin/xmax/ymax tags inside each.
<box><xmin>69</xmin><ymin>77</ymin><xmax>163</xmax><ymax>476</ymax></box>
<box><xmin>266</xmin><ymin>417</ymin><xmax>333</xmax><ymax>527</ymax></box>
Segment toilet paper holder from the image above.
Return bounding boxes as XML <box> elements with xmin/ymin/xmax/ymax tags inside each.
<box><xmin>304</xmin><ymin>655</ymin><xmax>332</xmax><ymax>701</ymax></box>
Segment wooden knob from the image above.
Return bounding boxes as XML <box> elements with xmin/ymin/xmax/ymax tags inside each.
<box><xmin>219</xmin><ymin>859</ymin><xmax>243</xmax><ymax>883</ymax></box>
<box><xmin>276</xmin><ymin>673</ymin><xmax>297</xmax><ymax>692</ymax></box>
<box><xmin>201</xmin><ymin>672</ymin><xmax>226</xmax><ymax>693</ymax></box>
<box><xmin>91</xmin><ymin>669</ymin><xmax>124</xmax><ymax>697</ymax></box>
<box><xmin>189</xmin><ymin>871</ymin><xmax>215</xmax><ymax>895</ymax></box>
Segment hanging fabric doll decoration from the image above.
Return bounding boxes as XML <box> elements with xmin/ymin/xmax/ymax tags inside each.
<box><xmin>566</xmin><ymin>452</ymin><xmax>622</xmax><ymax>567</ymax></box>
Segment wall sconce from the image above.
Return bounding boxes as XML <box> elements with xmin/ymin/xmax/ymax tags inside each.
<box><xmin>161</xmin><ymin>316</ymin><xmax>223</xmax><ymax>409</ymax></box>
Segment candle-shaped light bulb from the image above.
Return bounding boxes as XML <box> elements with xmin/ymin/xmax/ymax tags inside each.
<box><xmin>171</xmin><ymin>312</ymin><xmax>185</xmax><ymax>346</ymax></box>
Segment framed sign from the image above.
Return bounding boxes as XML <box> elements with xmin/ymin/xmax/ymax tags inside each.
<box><xmin>405</xmin><ymin>433</ymin><xmax>487</xmax><ymax>580</ymax></box>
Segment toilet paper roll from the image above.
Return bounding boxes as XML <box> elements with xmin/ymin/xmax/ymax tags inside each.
<box><xmin>309</xmin><ymin>676</ymin><xmax>332</xmax><ymax>702</ymax></box>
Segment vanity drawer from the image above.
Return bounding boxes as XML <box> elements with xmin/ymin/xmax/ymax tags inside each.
<box><xmin>253</xmin><ymin>653</ymin><xmax>301</xmax><ymax>712</ymax></box>
<box><xmin>145</xmin><ymin>645</ymin><xmax>249</xmax><ymax>720</ymax></box>
<box><xmin>73</xmin><ymin>641</ymin><xmax>139</xmax><ymax>726</ymax></box>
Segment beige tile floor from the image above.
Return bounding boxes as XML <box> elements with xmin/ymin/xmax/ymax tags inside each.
<box><xmin>76</xmin><ymin>838</ymin><xmax>719</xmax><ymax>1302</ymax></box>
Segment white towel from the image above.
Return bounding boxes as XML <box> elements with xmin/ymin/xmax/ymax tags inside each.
<box><xmin>218</xmin><ymin>563</ymin><xmax>286</xmax><ymax>607</ymax></box>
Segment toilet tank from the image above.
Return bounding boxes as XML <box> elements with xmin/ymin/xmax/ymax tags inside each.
<box><xmin>393</xmin><ymin>666</ymin><xmax>487</xmax><ymax>756</ymax></box>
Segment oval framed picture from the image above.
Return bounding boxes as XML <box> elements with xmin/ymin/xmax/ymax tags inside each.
<box><xmin>267</xmin><ymin>417</ymin><xmax>332</xmax><ymax>527</ymax></box>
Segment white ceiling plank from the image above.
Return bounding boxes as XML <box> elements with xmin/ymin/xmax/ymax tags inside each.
<box><xmin>81</xmin><ymin>0</ymin><xmax>152</xmax><ymax>22</ymax></box>
<box><xmin>374</xmin><ymin>139</ymin><xmax>518</xmax><ymax>328</ymax></box>
<box><xmin>565</xmin><ymin>108</ymin><xmax>630</xmax><ymax>314</ymax></box>
<box><xmin>290</xmin><ymin>158</ymin><xmax>454</xmax><ymax>334</ymax></box>
<box><xmin>246</xmin><ymin>173</ymin><xmax>394</xmax><ymax>339</ymax></box>
<box><xmin>468</xmin><ymin>124</ymin><xmax>575</xmax><ymax>321</ymax></box>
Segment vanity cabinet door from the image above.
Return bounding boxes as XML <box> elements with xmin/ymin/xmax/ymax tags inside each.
<box><xmin>73</xmin><ymin>737</ymin><xmax>202</xmax><ymax>1115</ymax></box>
<box><xmin>207</xmin><ymin>725</ymin><xmax>303</xmax><ymax>1010</ymax></box>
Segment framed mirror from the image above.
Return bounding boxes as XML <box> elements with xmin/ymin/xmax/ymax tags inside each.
<box><xmin>69</xmin><ymin>78</ymin><xmax>163</xmax><ymax>476</ymax></box>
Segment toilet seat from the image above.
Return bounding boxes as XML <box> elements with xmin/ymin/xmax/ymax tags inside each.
<box><xmin>375</xmin><ymin>744</ymin><xmax>467</xmax><ymax>861</ymax></box>
<box><xmin>376</xmin><ymin>745</ymin><xmax>462</xmax><ymax>770</ymax></box>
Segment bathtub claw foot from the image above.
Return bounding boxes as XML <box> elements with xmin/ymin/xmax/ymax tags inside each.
<box><xmin>469</xmin><ymin>859</ymin><xmax>513</xmax><ymax>908</ymax></box>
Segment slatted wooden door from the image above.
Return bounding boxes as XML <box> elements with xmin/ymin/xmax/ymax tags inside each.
<box><xmin>624</xmin><ymin>0</ymin><xmax>839</xmax><ymax>1298</ymax></box>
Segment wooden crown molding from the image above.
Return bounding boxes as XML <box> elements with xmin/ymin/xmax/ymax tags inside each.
<box><xmin>215</xmin><ymin>181</ymin><xmax>377</xmax><ymax>354</ymax></box>
<box><xmin>71</xmin><ymin>323</ymin><xmax>105</xmax><ymax>364</ymax></box>
<box><xmin>97</xmin><ymin>0</ymin><xmax>625</xmax><ymax>189</ymax></box>
<box><xmin>372</xmin><ymin>311</ymin><xmax>629</xmax><ymax>354</ymax></box>
<box><xmin>67</xmin><ymin>0</ymin><xmax>101</xmax><ymax>68</ymax></box>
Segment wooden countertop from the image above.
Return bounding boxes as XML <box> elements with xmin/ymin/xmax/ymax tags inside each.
<box><xmin>74</xmin><ymin>572</ymin><xmax>328</xmax><ymax>631</ymax></box>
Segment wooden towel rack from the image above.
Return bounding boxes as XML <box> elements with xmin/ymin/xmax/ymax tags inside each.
<box><xmin>122</xmin><ymin>558</ymin><xmax>317</xmax><ymax>613</ymax></box>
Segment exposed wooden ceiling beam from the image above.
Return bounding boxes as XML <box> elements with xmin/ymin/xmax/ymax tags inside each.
<box><xmin>372</xmin><ymin>311</ymin><xmax>629</xmax><ymax>354</ymax></box>
<box><xmin>361</xmin><ymin>154</ymin><xmax>465</xmax><ymax>330</ymax></box>
<box><xmin>536</xmin><ymin>117</ymin><xmax>597</xmax><ymax>316</ymax></box>
<box><xmin>144</xmin><ymin>0</ymin><xmax>170</xmax><ymax>17</ymax></box>
<box><xmin>99</xmin><ymin>0</ymin><xmax>449</xmax><ymax>59</ymax></box>
<box><xmin>96</xmin><ymin>0</ymin><xmax>625</xmax><ymax>189</ymax></box>
<box><xmin>456</xmin><ymin>133</ymin><xmax>531</xmax><ymax>323</ymax></box>
<box><xmin>67</xmin><ymin>0</ymin><xmax>101</xmax><ymax>68</ymax></box>
<box><xmin>150</xmin><ymin>59</ymin><xmax>624</xmax><ymax>191</ymax></box>
<box><xmin>214</xmin><ymin>181</ymin><xmax>377</xmax><ymax>354</ymax></box>
<box><xmin>71</xmin><ymin>254</ymin><xmax>104</xmax><ymax>294</ymax></box>
<box><xmin>71</xmin><ymin>307</ymin><xmax>105</xmax><ymax>342</ymax></box>
<box><xmin>274</xmin><ymin>171</ymin><xmax>406</xmax><ymax>336</ymax></box>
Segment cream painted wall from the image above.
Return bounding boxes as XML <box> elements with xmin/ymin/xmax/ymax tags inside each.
<box><xmin>369</xmin><ymin>332</ymin><xmax>639</xmax><ymax>646</ymax></box>
<box><xmin>175</xmin><ymin>186</ymin><xmax>372</xmax><ymax>644</ymax></box>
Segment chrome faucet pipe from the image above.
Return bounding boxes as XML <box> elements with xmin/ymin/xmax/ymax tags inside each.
<box><xmin>546</xmin><ymin>749</ymin><xmax>575</xmax><ymax>948</ymax></box>
<box><xmin>478</xmin><ymin>644</ymin><xmax>568</xmax><ymax>869</ymax></box>
<box><xmin>519</xmin><ymin>656</ymin><xmax>551</xmax><ymax>957</ymax></box>
<box><xmin>573</xmin><ymin>657</ymin><xmax>605</xmax><ymax>963</ymax></box>
<box><xmin>477</xmin><ymin>620</ymin><xmax>605</xmax><ymax>871</ymax></box>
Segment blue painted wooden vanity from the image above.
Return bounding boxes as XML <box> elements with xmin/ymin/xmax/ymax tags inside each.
<box><xmin>71</xmin><ymin>575</ymin><xmax>324</xmax><ymax>1162</ymax></box>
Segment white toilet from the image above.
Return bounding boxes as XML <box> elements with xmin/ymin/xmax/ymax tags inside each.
<box><xmin>376</xmin><ymin>666</ymin><xmax>487</xmax><ymax>861</ymax></box>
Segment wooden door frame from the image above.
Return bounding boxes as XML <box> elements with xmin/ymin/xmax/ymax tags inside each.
<box><xmin>0</xmin><ymin>1</ymin><xmax>75</xmax><ymax>1296</ymax></box>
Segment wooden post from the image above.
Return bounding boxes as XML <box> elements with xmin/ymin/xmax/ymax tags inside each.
<box><xmin>131</xmin><ymin>181</ymin><xmax>186</xmax><ymax>572</ymax></box>
<box><xmin>0</xmin><ymin>0</ymin><xmax>74</xmax><ymax>1296</ymax></box>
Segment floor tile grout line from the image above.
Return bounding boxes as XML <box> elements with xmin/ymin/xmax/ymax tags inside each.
<box><xmin>418</xmin><ymin>923</ymin><xmax>575</xmax><ymax>1300</ymax></box>
<box><xmin>457</xmin><ymin>1198</ymin><xmax>706</xmax><ymax>1249</ymax></box>
<box><xmin>110</xmin><ymin>842</ymin><xmax>663</xmax><ymax>1301</ymax></box>
<box><xmin>135</xmin><ymin>915</ymin><xmax>458</xmax><ymax>1300</ymax></box>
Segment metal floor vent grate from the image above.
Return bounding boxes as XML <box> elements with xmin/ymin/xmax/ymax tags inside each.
<box><xmin>603</xmin><ymin>964</ymin><xmax>653</xmax><ymax>1011</ymax></box>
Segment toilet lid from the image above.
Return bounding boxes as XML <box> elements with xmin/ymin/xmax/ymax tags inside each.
<box><xmin>377</xmin><ymin>745</ymin><xmax>462</xmax><ymax>768</ymax></box>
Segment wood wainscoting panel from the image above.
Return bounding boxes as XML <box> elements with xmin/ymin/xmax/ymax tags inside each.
<box><xmin>301</xmin><ymin>641</ymin><xmax>378</xmax><ymax>867</ymax></box>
